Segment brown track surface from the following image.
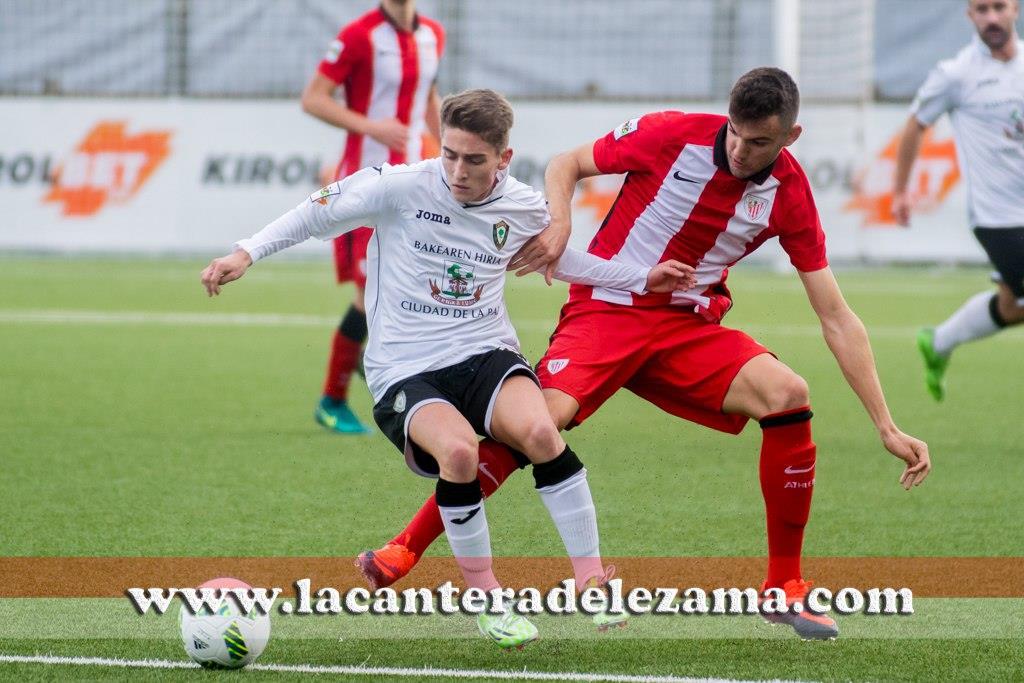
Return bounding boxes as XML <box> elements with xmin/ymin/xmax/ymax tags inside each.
<box><xmin>2</xmin><ymin>556</ymin><xmax>1021</xmax><ymax>597</ymax></box>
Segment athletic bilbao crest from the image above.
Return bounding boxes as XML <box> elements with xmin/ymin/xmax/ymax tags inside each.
<box><xmin>429</xmin><ymin>260</ymin><xmax>484</xmax><ymax>306</ymax></box>
<box><xmin>546</xmin><ymin>359</ymin><xmax>569</xmax><ymax>375</ymax></box>
<box><xmin>743</xmin><ymin>194</ymin><xmax>769</xmax><ymax>222</ymax></box>
<box><xmin>492</xmin><ymin>220</ymin><xmax>510</xmax><ymax>249</ymax></box>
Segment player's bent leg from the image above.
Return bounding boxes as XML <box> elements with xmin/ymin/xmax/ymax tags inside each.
<box><xmin>721</xmin><ymin>353</ymin><xmax>809</xmax><ymax>420</ymax></box>
<box><xmin>407</xmin><ymin>403</ymin><xmax>502</xmax><ymax>597</ymax></box>
<box><xmin>408</xmin><ymin>402</ymin><xmax>479</xmax><ymax>482</ymax></box>
<box><xmin>490</xmin><ymin>375</ymin><xmax>613</xmax><ymax>619</ymax></box>
<box><xmin>543</xmin><ymin>388</ymin><xmax>581</xmax><ymax>431</ymax></box>
<box><xmin>722</xmin><ymin>356</ymin><xmax>835</xmax><ymax>639</ymax></box>
<box><xmin>489</xmin><ymin>375</ymin><xmax>565</xmax><ymax>462</ymax></box>
<box><xmin>316</xmin><ymin>291</ymin><xmax>371</xmax><ymax>434</ymax></box>
<box><xmin>995</xmin><ymin>283</ymin><xmax>1024</xmax><ymax>325</ymax></box>
<box><xmin>357</xmin><ymin>440</ymin><xmax>529</xmax><ymax>590</ymax></box>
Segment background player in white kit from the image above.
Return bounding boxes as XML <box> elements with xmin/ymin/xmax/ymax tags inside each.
<box><xmin>201</xmin><ymin>89</ymin><xmax>695</xmax><ymax>649</ymax></box>
<box><xmin>893</xmin><ymin>0</ymin><xmax>1024</xmax><ymax>401</ymax></box>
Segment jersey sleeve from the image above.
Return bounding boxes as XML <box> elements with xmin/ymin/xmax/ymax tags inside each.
<box><xmin>910</xmin><ymin>60</ymin><xmax>959</xmax><ymax>126</ymax></box>
<box><xmin>317</xmin><ymin>23</ymin><xmax>370</xmax><ymax>85</ymax></box>
<box><xmin>235</xmin><ymin>166</ymin><xmax>391</xmax><ymax>262</ymax></box>
<box><xmin>775</xmin><ymin>170</ymin><xmax>828</xmax><ymax>273</ymax></box>
<box><xmin>553</xmin><ymin>249</ymin><xmax>648</xmax><ymax>294</ymax></box>
<box><xmin>592</xmin><ymin>112</ymin><xmax>676</xmax><ymax>174</ymax></box>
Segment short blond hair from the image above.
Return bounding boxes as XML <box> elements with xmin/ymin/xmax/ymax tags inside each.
<box><xmin>440</xmin><ymin>89</ymin><xmax>514</xmax><ymax>151</ymax></box>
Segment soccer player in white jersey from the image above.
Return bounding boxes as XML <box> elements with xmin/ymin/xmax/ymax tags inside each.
<box><xmin>201</xmin><ymin>89</ymin><xmax>695</xmax><ymax>649</ymax></box>
<box><xmin>893</xmin><ymin>0</ymin><xmax>1024</xmax><ymax>401</ymax></box>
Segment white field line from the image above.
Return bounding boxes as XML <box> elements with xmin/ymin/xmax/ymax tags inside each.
<box><xmin>0</xmin><ymin>653</ymin><xmax>807</xmax><ymax>683</ymax></box>
<box><xmin>1</xmin><ymin>308</ymin><xmax>1022</xmax><ymax>341</ymax></box>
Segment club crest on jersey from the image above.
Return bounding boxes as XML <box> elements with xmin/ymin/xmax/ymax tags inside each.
<box><xmin>546</xmin><ymin>358</ymin><xmax>569</xmax><ymax>375</ymax></box>
<box><xmin>311</xmin><ymin>184</ymin><xmax>339</xmax><ymax>206</ymax></box>
<box><xmin>492</xmin><ymin>220</ymin><xmax>510</xmax><ymax>249</ymax></box>
<box><xmin>325</xmin><ymin>39</ymin><xmax>343</xmax><ymax>63</ymax></box>
<box><xmin>1004</xmin><ymin>109</ymin><xmax>1024</xmax><ymax>142</ymax></box>
<box><xmin>614</xmin><ymin>117</ymin><xmax>640</xmax><ymax>140</ymax></box>
<box><xmin>743</xmin><ymin>194</ymin><xmax>770</xmax><ymax>222</ymax></box>
<box><xmin>429</xmin><ymin>260</ymin><xmax>484</xmax><ymax>306</ymax></box>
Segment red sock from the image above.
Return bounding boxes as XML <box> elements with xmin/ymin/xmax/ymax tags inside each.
<box><xmin>392</xmin><ymin>439</ymin><xmax>523</xmax><ymax>558</ymax></box>
<box><xmin>323</xmin><ymin>331</ymin><xmax>363</xmax><ymax>401</ymax></box>
<box><xmin>759</xmin><ymin>406</ymin><xmax>816</xmax><ymax>589</ymax></box>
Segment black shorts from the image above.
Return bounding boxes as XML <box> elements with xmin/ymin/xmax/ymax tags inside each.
<box><xmin>974</xmin><ymin>226</ymin><xmax>1024</xmax><ymax>301</ymax></box>
<box><xmin>373</xmin><ymin>348</ymin><xmax>538</xmax><ymax>478</ymax></box>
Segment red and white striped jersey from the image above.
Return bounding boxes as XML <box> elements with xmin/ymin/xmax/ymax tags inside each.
<box><xmin>576</xmin><ymin>111</ymin><xmax>828</xmax><ymax>322</ymax></box>
<box><xmin>318</xmin><ymin>7</ymin><xmax>444</xmax><ymax>179</ymax></box>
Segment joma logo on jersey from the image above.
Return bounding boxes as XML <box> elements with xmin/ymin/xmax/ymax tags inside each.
<box><xmin>415</xmin><ymin>208</ymin><xmax>451</xmax><ymax>224</ymax></box>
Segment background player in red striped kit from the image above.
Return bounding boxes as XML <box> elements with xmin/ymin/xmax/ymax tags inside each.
<box><xmin>301</xmin><ymin>0</ymin><xmax>444</xmax><ymax>433</ymax></box>
<box><xmin>357</xmin><ymin>68</ymin><xmax>932</xmax><ymax>640</ymax></box>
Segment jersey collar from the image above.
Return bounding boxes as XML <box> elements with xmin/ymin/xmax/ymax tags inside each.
<box><xmin>378</xmin><ymin>4</ymin><xmax>420</xmax><ymax>32</ymax></box>
<box><xmin>437</xmin><ymin>160</ymin><xmax>509</xmax><ymax>209</ymax></box>
<box><xmin>713</xmin><ymin>123</ymin><xmax>776</xmax><ymax>186</ymax></box>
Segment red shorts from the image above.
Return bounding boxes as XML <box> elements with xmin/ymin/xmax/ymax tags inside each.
<box><xmin>535</xmin><ymin>299</ymin><xmax>772</xmax><ymax>434</ymax></box>
<box><xmin>333</xmin><ymin>227</ymin><xmax>373</xmax><ymax>288</ymax></box>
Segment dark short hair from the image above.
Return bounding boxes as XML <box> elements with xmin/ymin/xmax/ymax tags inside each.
<box><xmin>440</xmin><ymin>89</ymin><xmax>514</xmax><ymax>151</ymax></box>
<box><xmin>729</xmin><ymin>67</ymin><xmax>800</xmax><ymax>128</ymax></box>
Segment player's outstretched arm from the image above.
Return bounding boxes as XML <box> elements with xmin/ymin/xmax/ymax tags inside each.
<box><xmin>891</xmin><ymin>116</ymin><xmax>928</xmax><ymax>226</ymax></box>
<box><xmin>200</xmin><ymin>166</ymin><xmax>388</xmax><ymax>298</ymax></box>
<box><xmin>798</xmin><ymin>267</ymin><xmax>931</xmax><ymax>489</ymax></box>
<box><xmin>511</xmin><ymin>143</ymin><xmax>603</xmax><ymax>284</ymax></box>
<box><xmin>550</xmin><ymin>251</ymin><xmax>695</xmax><ymax>294</ymax></box>
<box><xmin>201</xmin><ymin>249</ymin><xmax>252</xmax><ymax>297</ymax></box>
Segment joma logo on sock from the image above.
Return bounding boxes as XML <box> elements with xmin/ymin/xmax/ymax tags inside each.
<box><xmin>450</xmin><ymin>507</ymin><xmax>480</xmax><ymax>524</ymax></box>
<box><xmin>415</xmin><ymin>208</ymin><xmax>451</xmax><ymax>224</ymax></box>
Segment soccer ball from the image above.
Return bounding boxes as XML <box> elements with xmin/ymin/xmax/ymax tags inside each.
<box><xmin>179</xmin><ymin>577</ymin><xmax>270</xmax><ymax>670</ymax></box>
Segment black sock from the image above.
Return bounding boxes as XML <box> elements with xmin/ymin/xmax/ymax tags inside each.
<box><xmin>339</xmin><ymin>305</ymin><xmax>368</xmax><ymax>343</ymax></box>
<box><xmin>532</xmin><ymin>445</ymin><xmax>584</xmax><ymax>489</ymax></box>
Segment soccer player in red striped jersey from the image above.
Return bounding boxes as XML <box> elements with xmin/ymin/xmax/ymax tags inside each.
<box><xmin>301</xmin><ymin>0</ymin><xmax>444</xmax><ymax>434</ymax></box>
<box><xmin>357</xmin><ymin>68</ymin><xmax>932</xmax><ymax>640</ymax></box>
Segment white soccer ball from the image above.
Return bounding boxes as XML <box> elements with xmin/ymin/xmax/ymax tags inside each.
<box><xmin>179</xmin><ymin>577</ymin><xmax>270</xmax><ymax>670</ymax></box>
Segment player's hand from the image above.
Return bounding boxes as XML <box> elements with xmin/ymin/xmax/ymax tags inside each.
<box><xmin>891</xmin><ymin>190</ymin><xmax>912</xmax><ymax>227</ymax></box>
<box><xmin>200</xmin><ymin>249</ymin><xmax>253</xmax><ymax>297</ymax></box>
<box><xmin>880</xmin><ymin>427</ymin><xmax>931</xmax><ymax>490</ymax></box>
<box><xmin>509</xmin><ymin>217</ymin><xmax>571</xmax><ymax>285</ymax></box>
<box><xmin>645</xmin><ymin>260</ymin><xmax>697</xmax><ymax>293</ymax></box>
<box><xmin>367</xmin><ymin>118</ymin><xmax>409</xmax><ymax>153</ymax></box>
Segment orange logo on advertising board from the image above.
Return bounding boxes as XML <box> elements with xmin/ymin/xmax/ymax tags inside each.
<box><xmin>45</xmin><ymin>121</ymin><xmax>172</xmax><ymax>217</ymax></box>
<box><xmin>845</xmin><ymin>129</ymin><xmax>959</xmax><ymax>225</ymax></box>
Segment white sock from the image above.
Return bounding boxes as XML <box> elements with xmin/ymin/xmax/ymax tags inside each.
<box><xmin>537</xmin><ymin>468</ymin><xmax>605</xmax><ymax>586</ymax></box>
<box><xmin>933</xmin><ymin>291</ymin><xmax>1000</xmax><ymax>356</ymax></box>
<box><xmin>439</xmin><ymin>501</ymin><xmax>500</xmax><ymax>593</ymax></box>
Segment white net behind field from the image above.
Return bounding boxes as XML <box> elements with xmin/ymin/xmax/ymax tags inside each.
<box><xmin>798</xmin><ymin>0</ymin><xmax>875</xmax><ymax>102</ymax></box>
<box><xmin>1</xmin><ymin>0</ymin><xmax>1018</xmax><ymax>101</ymax></box>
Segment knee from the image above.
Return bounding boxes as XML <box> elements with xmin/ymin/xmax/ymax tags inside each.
<box><xmin>519</xmin><ymin>419</ymin><xmax>564</xmax><ymax>461</ymax></box>
<box><xmin>998</xmin><ymin>297</ymin><xmax>1024</xmax><ymax>325</ymax></box>
<box><xmin>763</xmin><ymin>373</ymin><xmax>810</xmax><ymax>415</ymax></box>
<box><xmin>437</xmin><ymin>439</ymin><xmax>479</xmax><ymax>481</ymax></box>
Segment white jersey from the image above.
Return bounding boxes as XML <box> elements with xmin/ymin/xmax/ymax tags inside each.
<box><xmin>911</xmin><ymin>37</ymin><xmax>1024</xmax><ymax>227</ymax></box>
<box><xmin>236</xmin><ymin>158</ymin><xmax>650</xmax><ymax>401</ymax></box>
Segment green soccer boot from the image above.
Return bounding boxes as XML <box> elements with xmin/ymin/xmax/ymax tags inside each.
<box><xmin>916</xmin><ymin>328</ymin><xmax>950</xmax><ymax>402</ymax></box>
<box><xmin>477</xmin><ymin>609</ymin><xmax>539</xmax><ymax>650</ymax></box>
<box><xmin>314</xmin><ymin>396</ymin><xmax>372</xmax><ymax>434</ymax></box>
